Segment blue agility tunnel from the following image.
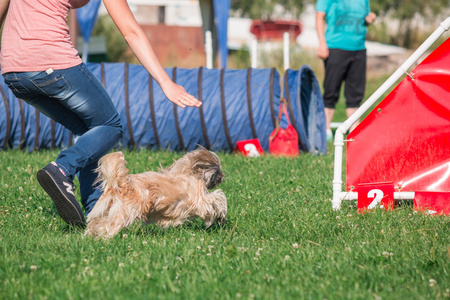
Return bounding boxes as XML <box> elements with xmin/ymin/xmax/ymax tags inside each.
<box><xmin>283</xmin><ymin>66</ymin><xmax>327</xmax><ymax>155</ymax></box>
<box><xmin>0</xmin><ymin>63</ymin><xmax>326</xmax><ymax>154</ymax></box>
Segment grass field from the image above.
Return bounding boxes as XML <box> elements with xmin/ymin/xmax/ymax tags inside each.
<box><xmin>0</xmin><ymin>61</ymin><xmax>446</xmax><ymax>299</ymax></box>
<box><xmin>1</xmin><ymin>148</ymin><xmax>449</xmax><ymax>299</ymax></box>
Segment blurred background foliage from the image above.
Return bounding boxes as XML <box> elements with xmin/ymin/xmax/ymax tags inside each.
<box><xmin>231</xmin><ymin>0</ymin><xmax>450</xmax><ymax>49</ymax></box>
<box><xmin>91</xmin><ymin>15</ymin><xmax>139</xmax><ymax>64</ymax></box>
<box><xmin>91</xmin><ymin>0</ymin><xmax>450</xmax><ymax>66</ymax></box>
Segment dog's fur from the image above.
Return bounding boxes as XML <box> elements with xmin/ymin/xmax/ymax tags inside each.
<box><xmin>85</xmin><ymin>148</ymin><xmax>227</xmax><ymax>238</ymax></box>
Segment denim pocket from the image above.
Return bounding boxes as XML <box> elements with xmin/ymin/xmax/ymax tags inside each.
<box><xmin>31</xmin><ymin>73</ymin><xmax>71</xmax><ymax>99</ymax></box>
<box><xmin>4</xmin><ymin>80</ymin><xmax>33</xmax><ymax>101</ymax></box>
<box><xmin>4</xmin><ymin>81</ymin><xmax>21</xmax><ymax>95</ymax></box>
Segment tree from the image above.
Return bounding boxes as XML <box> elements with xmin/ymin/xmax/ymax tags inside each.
<box><xmin>231</xmin><ymin>0</ymin><xmax>309</xmax><ymax>20</ymax></box>
<box><xmin>370</xmin><ymin>0</ymin><xmax>450</xmax><ymax>48</ymax></box>
<box><xmin>232</xmin><ymin>0</ymin><xmax>449</xmax><ymax>48</ymax></box>
<box><xmin>91</xmin><ymin>15</ymin><xmax>138</xmax><ymax>63</ymax></box>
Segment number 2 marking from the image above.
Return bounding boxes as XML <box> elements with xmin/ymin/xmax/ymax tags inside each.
<box><xmin>244</xmin><ymin>143</ymin><xmax>260</xmax><ymax>157</ymax></box>
<box><xmin>367</xmin><ymin>189</ymin><xmax>384</xmax><ymax>209</ymax></box>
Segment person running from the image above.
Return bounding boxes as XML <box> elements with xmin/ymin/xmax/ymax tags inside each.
<box><xmin>0</xmin><ymin>0</ymin><xmax>201</xmax><ymax>227</ymax></box>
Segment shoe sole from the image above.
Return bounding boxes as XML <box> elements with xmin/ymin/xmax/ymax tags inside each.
<box><xmin>37</xmin><ymin>169</ymin><xmax>85</xmax><ymax>227</ymax></box>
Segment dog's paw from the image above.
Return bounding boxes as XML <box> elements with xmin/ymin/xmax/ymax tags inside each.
<box><xmin>209</xmin><ymin>189</ymin><xmax>227</xmax><ymax>225</ymax></box>
<box><xmin>212</xmin><ymin>188</ymin><xmax>226</xmax><ymax>198</ymax></box>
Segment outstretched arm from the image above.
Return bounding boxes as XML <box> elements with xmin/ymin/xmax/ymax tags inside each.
<box><xmin>0</xmin><ymin>0</ymin><xmax>9</xmax><ymax>28</ymax></box>
<box><xmin>102</xmin><ymin>0</ymin><xmax>201</xmax><ymax>108</ymax></box>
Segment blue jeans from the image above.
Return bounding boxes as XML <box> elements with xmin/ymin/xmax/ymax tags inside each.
<box><xmin>3</xmin><ymin>63</ymin><xmax>124</xmax><ymax>214</ymax></box>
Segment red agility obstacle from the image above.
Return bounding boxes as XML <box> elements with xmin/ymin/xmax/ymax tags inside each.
<box><xmin>332</xmin><ymin>18</ymin><xmax>450</xmax><ymax>215</ymax></box>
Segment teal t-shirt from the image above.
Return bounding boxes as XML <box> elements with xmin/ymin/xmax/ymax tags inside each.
<box><xmin>316</xmin><ymin>0</ymin><xmax>370</xmax><ymax>51</ymax></box>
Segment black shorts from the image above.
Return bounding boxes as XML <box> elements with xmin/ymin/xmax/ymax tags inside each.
<box><xmin>322</xmin><ymin>48</ymin><xmax>367</xmax><ymax>109</ymax></box>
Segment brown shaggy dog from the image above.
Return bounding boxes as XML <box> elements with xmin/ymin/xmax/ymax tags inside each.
<box><xmin>85</xmin><ymin>148</ymin><xmax>227</xmax><ymax>238</ymax></box>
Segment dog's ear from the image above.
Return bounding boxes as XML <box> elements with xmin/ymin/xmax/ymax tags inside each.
<box><xmin>204</xmin><ymin>167</ymin><xmax>224</xmax><ymax>189</ymax></box>
<box><xmin>191</xmin><ymin>149</ymin><xmax>220</xmax><ymax>172</ymax></box>
<box><xmin>194</xmin><ymin>150</ymin><xmax>224</xmax><ymax>189</ymax></box>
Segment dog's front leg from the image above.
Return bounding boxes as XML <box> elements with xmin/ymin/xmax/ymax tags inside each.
<box><xmin>85</xmin><ymin>199</ymin><xmax>131</xmax><ymax>238</ymax></box>
<box><xmin>201</xmin><ymin>189</ymin><xmax>227</xmax><ymax>227</ymax></box>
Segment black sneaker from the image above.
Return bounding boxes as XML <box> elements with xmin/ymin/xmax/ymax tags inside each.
<box><xmin>37</xmin><ymin>162</ymin><xmax>85</xmax><ymax>227</ymax></box>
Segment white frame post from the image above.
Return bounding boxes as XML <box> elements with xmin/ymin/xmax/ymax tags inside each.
<box><xmin>205</xmin><ymin>30</ymin><xmax>213</xmax><ymax>69</ymax></box>
<box><xmin>283</xmin><ymin>32</ymin><xmax>290</xmax><ymax>71</ymax></box>
<box><xmin>251</xmin><ymin>38</ymin><xmax>258</xmax><ymax>69</ymax></box>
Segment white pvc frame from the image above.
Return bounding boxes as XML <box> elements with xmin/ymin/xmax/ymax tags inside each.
<box><xmin>205</xmin><ymin>31</ymin><xmax>213</xmax><ymax>69</ymax></box>
<box><xmin>332</xmin><ymin>17</ymin><xmax>450</xmax><ymax>210</ymax></box>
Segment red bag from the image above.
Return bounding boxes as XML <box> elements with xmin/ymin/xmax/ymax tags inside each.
<box><xmin>269</xmin><ymin>100</ymin><xmax>299</xmax><ymax>156</ymax></box>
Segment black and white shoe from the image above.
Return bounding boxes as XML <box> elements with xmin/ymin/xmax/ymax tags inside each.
<box><xmin>37</xmin><ymin>162</ymin><xmax>85</xmax><ymax>227</ymax></box>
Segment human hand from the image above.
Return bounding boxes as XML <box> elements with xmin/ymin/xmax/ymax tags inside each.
<box><xmin>317</xmin><ymin>44</ymin><xmax>329</xmax><ymax>60</ymax></box>
<box><xmin>69</xmin><ymin>0</ymin><xmax>90</xmax><ymax>9</ymax></box>
<box><xmin>365</xmin><ymin>12</ymin><xmax>376</xmax><ymax>25</ymax></box>
<box><xmin>160</xmin><ymin>80</ymin><xmax>202</xmax><ymax>108</ymax></box>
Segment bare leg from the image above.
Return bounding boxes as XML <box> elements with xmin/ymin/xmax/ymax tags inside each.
<box><xmin>346</xmin><ymin>107</ymin><xmax>360</xmax><ymax>132</ymax></box>
<box><xmin>324</xmin><ymin>107</ymin><xmax>335</xmax><ymax>131</ymax></box>
<box><xmin>324</xmin><ymin>107</ymin><xmax>335</xmax><ymax>141</ymax></box>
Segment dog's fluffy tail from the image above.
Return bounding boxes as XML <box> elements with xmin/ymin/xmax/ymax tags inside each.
<box><xmin>95</xmin><ymin>151</ymin><xmax>130</xmax><ymax>192</ymax></box>
<box><xmin>86</xmin><ymin>151</ymin><xmax>130</xmax><ymax>238</ymax></box>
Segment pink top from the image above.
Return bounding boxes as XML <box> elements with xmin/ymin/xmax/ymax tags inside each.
<box><xmin>0</xmin><ymin>0</ymin><xmax>82</xmax><ymax>74</ymax></box>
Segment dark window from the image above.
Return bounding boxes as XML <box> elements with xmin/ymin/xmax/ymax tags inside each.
<box><xmin>158</xmin><ymin>6</ymin><xmax>165</xmax><ymax>24</ymax></box>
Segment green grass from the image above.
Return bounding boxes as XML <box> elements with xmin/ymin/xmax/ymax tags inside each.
<box><xmin>1</xmin><ymin>149</ymin><xmax>449</xmax><ymax>299</ymax></box>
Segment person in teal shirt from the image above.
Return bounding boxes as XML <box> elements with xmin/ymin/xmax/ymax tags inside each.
<box><xmin>316</xmin><ymin>0</ymin><xmax>376</xmax><ymax>140</ymax></box>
